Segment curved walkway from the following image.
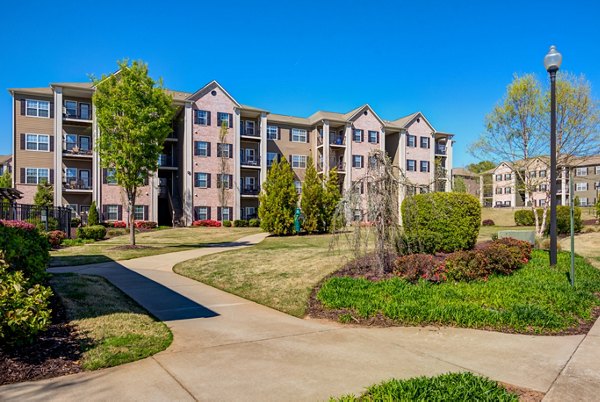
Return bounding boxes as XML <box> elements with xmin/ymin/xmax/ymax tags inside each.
<box><xmin>0</xmin><ymin>232</ymin><xmax>597</xmax><ymax>401</ymax></box>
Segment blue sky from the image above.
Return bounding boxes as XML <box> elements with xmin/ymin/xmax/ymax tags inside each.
<box><xmin>1</xmin><ymin>0</ymin><xmax>598</xmax><ymax>167</ymax></box>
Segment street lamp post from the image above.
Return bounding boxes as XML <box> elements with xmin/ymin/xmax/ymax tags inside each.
<box><xmin>544</xmin><ymin>45</ymin><xmax>562</xmax><ymax>267</ymax></box>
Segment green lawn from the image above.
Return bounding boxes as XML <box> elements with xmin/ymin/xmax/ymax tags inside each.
<box><xmin>332</xmin><ymin>372</ymin><xmax>518</xmax><ymax>402</ymax></box>
<box><xmin>50</xmin><ymin>273</ymin><xmax>172</xmax><ymax>370</ymax></box>
<box><xmin>477</xmin><ymin>225</ymin><xmax>535</xmax><ymax>242</ymax></box>
<box><xmin>174</xmin><ymin>234</ymin><xmax>352</xmax><ymax>317</ymax></box>
<box><xmin>317</xmin><ymin>250</ymin><xmax>600</xmax><ymax>334</ymax></box>
<box><xmin>51</xmin><ymin>227</ymin><xmax>261</xmax><ymax>267</ymax></box>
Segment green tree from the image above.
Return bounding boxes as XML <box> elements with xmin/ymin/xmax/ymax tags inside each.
<box><xmin>88</xmin><ymin>201</ymin><xmax>99</xmax><ymax>226</ymax></box>
<box><xmin>93</xmin><ymin>60</ymin><xmax>174</xmax><ymax>245</ymax></box>
<box><xmin>258</xmin><ymin>157</ymin><xmax>298</xmax><ymax>235</ymax></box>
<box><xmin>466</xmin><ymin>161</ymin><xmax>495</xmax><ymax>174</ymax></box>
<box><xmin>452</xmin><ymin>176</ymin><xmax>467</xmax><ymax>193</ymax></box>
<box><xmin>34</xmin><ymin>182</ymin><xmax>53</xmax><ymax>207</ymax></box>
<box><xmin>321</xmin><ymin>168</ymin><xmax>341</xmax><ymax>232</ymax></box>
<box><xmin>0</xmin><ymin>171</ymin><xmax>11</xmax><ymax>188</ymax></box>
<box><xmin>573</xmin><ymin>196</ymin><xmax>580</xmax><ymax>207</ymax></box>
<box><xmin>300</xmin><ymin>156</ymin><xmax>322</xmax><ymax>234</ymax></box>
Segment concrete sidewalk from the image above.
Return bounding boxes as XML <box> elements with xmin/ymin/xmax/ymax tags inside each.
<box><xmin>0</xmin><ymin>232</ymin><xmax>597</xmax><ymax>401</ymax></box>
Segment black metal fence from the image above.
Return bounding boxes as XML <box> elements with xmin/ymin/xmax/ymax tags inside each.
<box><xmin>0</xmin><ymin>203</ymin><xmax>72</xmax><ymax>236</ymax></box>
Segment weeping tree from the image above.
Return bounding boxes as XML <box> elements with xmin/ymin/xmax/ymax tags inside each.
<box><xmin>94</xmin><ymin>60</ymin><xmax>175</xmax><ymax>245</ymax></box>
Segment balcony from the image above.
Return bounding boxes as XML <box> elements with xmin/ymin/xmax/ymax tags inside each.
<box><xmin>317</xmin><ymin>135</ymin><xmax>346</xmax><ymax>147</ymax></box>
<box><xmin>241</xmin><ymin>158</ymin><xmax>261</xmax><ymax>168</ymax></box>
<box><xmin>158</xmin><ymin>154</ymin><xmax>178</xmax><ymax>168</ymax></box>
<box><xmin>435</xmin><ymin>145</ymin><xmax>447</xmax><ymax>155</ymax></box>
<box><xmin>63</xmin><ymin>110</ymin><xmax>92</xmax><ymax>123</ymax></box>
<box><xmin>241</xmin><ymin>127</ymin><xmax>260</xmax><ymax>139</ymax></box>
<box><xmin>63</xmin><ymin>180</ymin><xmax>92</xmax><ymax>191</ymax></box>
<box><xmin>63</xmin><ymin>147</ymin><xmax>93</xmax><ymax>158</ymax></box>
<box><xmin>241</xmin><ymin>186</ymin><xmax>261</xmax><ymax>196</ymax></box>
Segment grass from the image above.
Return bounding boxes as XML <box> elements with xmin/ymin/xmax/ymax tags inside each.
<box><xmin>50</xmin><ymin>273</ymin><xmax>172</xmax><ymax>370</ymax></box>
<box><xmin>478</xmin><ymin>225</ymin><xmax>535</xmax><ymax>242</ymax></box>
<box><xmin>317</xmin><ymin>250</ymin><xmax>600</xmax><ymax>333</ymax></box>
<box><xmin>174</xmin><ymin>234</ymin><xmax>353</xmax><ymax>317</ymax></box>
<box><xmin>51</xmin><ymin>227</ymin><xmax>261</xmax><ymax>267</ymax></box>
<box><xmin>331</xmin><ymin>372</ymin><xmax>518</xmax><ymax>401</ymax></box>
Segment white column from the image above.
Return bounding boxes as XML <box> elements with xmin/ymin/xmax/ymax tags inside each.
<box><xmin>151</xmin><ymin>171</ymin><xmax>158</xmax><ymax>222</ymax></box>
<box><xmin>11</xmin><ymin>93</ymin><xmax>15</xmax><ymax>188</ymax></box>
<box><xmin>92</xmin><ymin>103</ymin><xmax>102</xmax><ymax>208</ymax></box>
<box><xmin>259</xmin><ymin>113</ymin><xmax>268</xmax><ymax>185</ymax></box>
<box><xmin>343</xmin><ymin>123</ymin><xmax>352</xmax><ymax>193</ymax></box>
<box><xmin>233</xmin><ymin>109</ymin><xmax>241</xmax><ymax>220</ymax></box>
<box><xmin>445</xmin><ymin>139</ymin><xmax>453</xmax><ymax>192</ymax></box>
<box><xmin>323</xmin><ymin>120</ymin><xmax>330</xmax><ymax>177</ymax></box>
<box><xmin>53</xmin><ymin>87</ymin><xmax>63</xmax><ymax>206</ymax></box>
<box><xmin>182</xmin><ymin>102</ymin><xmax>193</xmax><ymax>225</ymax></box>
<box><xmin>561</xmin><ymin>167</ymin><xmax>567</xmax><ymax>206</ymax></box>
<box><xmin>479</xmin><ymin>175</ymin><xmax>484</xmax><ymax>206</ymax></box>
<box><xmin>380</xmin><ymin>128</ymin><xmax>386</xmax><ymax>152</ymax></box>
<box><xmin>512</xmin><ymin>174</ymin><xmax>517</xmax><ymax>207</ymax></box>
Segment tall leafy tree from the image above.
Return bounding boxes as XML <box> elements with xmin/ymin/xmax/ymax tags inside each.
<box><xmin>321</xmin><ymin>167</ymin><xmax>341</xmax><ymax>232</ymax></box>
<box><xmin>300</xmin><ymin>156</ymin><xmax>322</xmax><ymax>234</ymax></box>
<box><xmin>452</xmin><ymin>176</ymin><xmax>467</xmax><ymax>193</ymax></box>
<box><xmin>466</xmin><ymin>161</ymin><xmax>495</xmax><ymax>174</ymax></box>
<box><xmin>94</xmin><ymin>60</ymin><xmax>174</xmax><ymax>245</ymax></box>
<box><xmin>258</xmin><ymin>157</ymin><xmax>298</xmax><ymax>235</ymax></box>
<box><xmin>34</xmin><ymin>182</ymin><xmax>53</xmax><ymax>207</ymax></box>
<box><xmin>0</xmin><ymin>171</ymin><xmax>11</xmax><ymax>188</ymax></box>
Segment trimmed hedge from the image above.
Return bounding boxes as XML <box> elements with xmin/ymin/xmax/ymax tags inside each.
<box><xmin>0</xmin><ymin>220</ymin><xmax>50</xmax><ymax>284</ymax></box>
<box><xmin>233</xmin><ymin>219</ymin><xmax>248</xmax><ymax>227</ymax></box>
<box><xmin>514</xmin><ymin>209</ymin><xmax>543</xmax><ymax>226</ymax></box>
<box><xmin>223</xmin><ymin>220</ymin><xmax>232</xmax><ymax>227</ymax></box>
<box><xmin>77</xmin><ymin>225</ymin><xmax>107</xmax><ymax>241</ymax></box>
<box><xmin>555</xmin><ymin>205</ymin><xmax>582</xmax><ymax>234</ymax></box>
<box><xmin>401</xmin><ymin>193</ymin><xmax>481</xmax><ymax>253</ymax></box>
<box><xmin>192</xmin><ymin>220</ymin><xmax>222</xmax><ymax>227</ymax></box>
<box><xmin>248</xmin><ymin>218</ymin><xmax>260</xmax><ymax>227</ymax></box>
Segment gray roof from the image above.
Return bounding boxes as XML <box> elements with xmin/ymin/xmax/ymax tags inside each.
<box><xmin>0</xmin><ymin>155</ymin><xmax>12</xmax><ymax>164</ymax></box>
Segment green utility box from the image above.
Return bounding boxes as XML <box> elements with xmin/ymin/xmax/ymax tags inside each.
<box><xmin>497</xmin><ymin>230</ymin><xmax>536</xmax><ymax>245</ymax></box>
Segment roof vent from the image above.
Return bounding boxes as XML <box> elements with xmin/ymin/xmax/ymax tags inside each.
<box><xmin>417</xmin><ymin>117</ymin><xmax>421</xmax><ymax>123</ymax></box>
<box><xmin>211</xmin><ymin>90</ymin><xmax>217</xmax><ymax>96</ymax></box>
<box><xmin>363</xmin><ymin>110</ymin><xmax>368</xmax><ymax>115</ymax></box>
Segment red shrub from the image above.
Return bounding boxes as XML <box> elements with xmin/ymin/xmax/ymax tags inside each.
<box><xmin>444</xmin><ymin>250</ymin><xmax>490</xmax><ymax>282</ymax></box>
<box><xmin>46</xmin><ymin>230</ymin><xmax>67</xmax><ymax>248</ymax></box>
<box><xmin>480</xmin><ymin>242</ymin><xmax>524</xmax><ymax>275</ymax></box>
<box><xmin>482</xmin><ymin>219</ymin><xmax>495</xmax><ymax>226</ymax></box>
<box><xmin>192</xmin><ymin>220</ymin><xmax>222</xmax><ymax>227</ymax></box>
<box><xmin>134</xmin><ymin>221</ymin><xmax>158</xmax><ymax>229</ymax></box>
<box><xmin>495</xmin><ymin>237</ymin><xmax>532</xmax><ymax>262</ymax></box>
<box><xmin>393</xmin><ymin>254</ymin><xmax>446</xmax><ymax>283</ymax></box>
<box><xmin>0</xmin><ymin>220</ymin><xmax>36</xmax><ymax>231</ymax></box>
<box><xmin>112</xmin><ymin>221</ymin><xmax>127</xmax><ymax>228</ymax></box>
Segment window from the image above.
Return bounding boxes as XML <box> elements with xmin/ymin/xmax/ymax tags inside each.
<box><xmin>26</xmin><ymin>99</ymin><xmax>50</xmax><ymax>117</ymax></box>
<box><xmin>80</xmin><ymin>205</ymin><xmax>90</xmax><ymax>215</ymax></box>
<box><xmin>267</xmin><ymin>125</ymin><xmax>278</xmax><ymax>140</ymax></box>
<box><xmin>245</xmin><ymin>176</ymin><xmax>256</xmax><ymax>190</ymax></box>
<box><xmin>352</xmin><ymin>155</ymin><xmax>364</xmax><ymax>168</ymax></box>
<box><xmin>368</xmin><ymin>155</ymin><xmax>377</xmax><ymax>168</ymax></box>
<box><xmin>194</xmin><ymin>141</ymin><xmax>209</xmax><ymax>157</ymax></box>
<box><xmin>217</xmin><ymin>112</ymin><xmax>231</xmax><ymax>127</ymax></box>
<box><xmin>504</xmin><ymin>173</ymin><xmax>512</xmax><ymax>180</ymax></box>
<box><xmin>106</xmin><ymin>205</ymin><xmax>119</xmax><ymax>221</ymax></box>
<box><xmin>596</xmin><ymin>166</ymin><xmax>600</xmax><ymax>175</ymax></box>
<box><xmin>217</xmin><ymin>174</ymin><xmax>232</xmax><ymax>189</ymax></box>
<box><xmin>539</xmin><ymin>184</ymin><xmax>548</xmax><ymax>192</ymax></box>
<box><xmin>267</xmin><ymin>152</ymin><xmax>278</xmax><ymax>167</ymax></box>
<box><xmin>407</xmin><ymin>135</ymin><xmax>416</xmax><ymax>147</ymax></box>
<box><xmin>353</xmin><ymin>129</ymin><xmax>363</xmax><ymax>142</ymax></box>
<box><xmin>217</xmin><ymin>143</ymin><xmax>232</xmax><ymax>158</ymax></box>
<box><xmin>580</xmin><ymin>197</ymin><xmax>589</xmax><ymax>206</ymax></box>
<box><xmin>133</xmin><ymin>205</ymin><xmax>145</xmax><ymax>221</ymax></box>
<box><xmin>504</xmin><ymin>201</ymin><xmax>511</xmax><ymax>207</ymax></box>
<box><xmin>105</xmin><ymin>168</ymin><xmax>117</xmax><ymax>184</ymax></box>
<box><xmin>576</xmin><ymin>167</ymin><xmax>588</xmax><ymax>176</ymax></box>
<box><xmin>66</xmin><ymin>204</ymin><xmax>78</xmax><ymax>214</ymax></box>
<box><xmin>245</xmin><ymin>207</ymin><xmax>257</xmax><ymax>219</ymax></box>
<box><xmin>194</xmin><ymin>173</ymin><xmax>209</xmax><ymax>188</ymax></box>
<box><xmin>79</xmin><ymin>170</ymin><xmax>90</xmax><ymax>187</ymax></box>
<box><xmin>221</xmin><ymin>207</ymin><xmax>231</xmax><ymax>221</ymax></box>
<box><xmin>495</xmin><ymin>174</ymin><xmax>502</xmax><ymax>181</ymax></box>
<box><xmin>65</xmin><ymin>168</ymin><xmax>77</xmax><ymax>184</ymax></box>
<box><xmin>291</xmin><ymin>128</ymin><xmax>307</xmax><ymax>143</ymax></box>
<box><xmin>504</xmin><ymin>187</ymin><xmax>512</xmax><ymax>194</ymax></box>
<box><xmin>79</xmin><ymin>103</ymin><xmax>91</xmax><ymax>120</ymax></box>
<box><xmin>26</xmin><ymin>134</ymin><xmax>49</xmax><ymax>151</ymax></box>
<box><xmin>420</xmin><ymin>161</ymin><xmax>430</xmax><ymax>172</ymax></box>
<box><xmin>195</xmin><ymin>110</ymin><xmax>208</xmax><ymax>125</ymax></box>
<box><xmin>368</xmin><ymin>131</ymin><xmax>378</xmax><ymax>144</ymax></box>
<box><xmin>64</xmin><ymin>101</ymin><xmax>77</xmax><ymax>118</ymax></box>
<box><xmin>65</xmin><ymin>134</ymin><xmax>77</xmax><ymax>151</ymax></box>
<box><xmin>538</xmin><ymin>199</ymin><xmax>546</xmax><ymax>207</ymax></box>
<box><xmin>576</xmin><ymin>182</ymin><xmax>588</xmax><ymax>191</ymax></box>
<box><xmin>495</xmin><ymin>187</ymin><xmax>502</xmax><ymax>194</ymax></box>
<box><xmin>195</xmin><ymin>207</ymin><xmax>209</xmax><ymax>220</ymax></box>
<box><xmin>406</xmin><ymin>159</ymin><xmax>416</xmax><ymax>172</ymax></box>
<box><xmin>353</xmin><ymin>209</ymin><xmax>362</xmax><ymax>221</ymax></box>
<box><xmin>79</xmin><ymin>136</ymin><xmax>91</xmax><ymax>151</ymax></box>
<box><xmin>26</xmin><ymin>168</ymin><xmax>49</xmax><ymax>184</ymax></box>
<box><xmin>539</xmin><ymin>170</ymin><xmax>547</xmax><ymax>177</ymax></box>
<box><xmin>294</xmin><ymin>180</ymin><xmax>302</xmax><ymax>194</ymax></box>
<box><xmin>243</xmin><ymin>120</ymin><xmax>255</xmax><ymax>135</ymax></box>
<box><xmin>529</xmin><ymin>171</ymin><xmax>537</xmax><ymax>178</ymax></box>
<box><xmin>420</xmin><ymin>137</ymin><xmax>430</xmax><ymax>148</ymax></box>
<box><xmin>244</xmin><ymin>148</ymin><xmax>256</xmax><ymax>163</ymax></box>
<box><xmin>291</xmin><ymin>155</ymin><xmax>307</xmax><ymax>168</ymax></box>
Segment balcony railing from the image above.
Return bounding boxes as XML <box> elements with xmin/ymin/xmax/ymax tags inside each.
<box><xmin>64</xmin><ymin>180</ymin><xmax>92</xmax><ymax>190</ymax></box>
<box><xmin>240</xmin><ymin>127</ymin><xmax>260</xmax><ymax>137</ymax></box>
<box><xmin>435</xmin><ymin>145</ymin><xmax>447</xmax><ymax>155</ymax></box>
<box><xmin>158</xmin><ymin>154</ymin><xmax>178</xmax><ymax>168</ymax></box>
<box><xmin>63</xmin><ymin>146</ymin><xmax>93</xmax><ymax>156</ymax></box>
<box><xmin>63</xmin><ymin>111</ymin><xmax>92</xmax><ymax>121</ymax></box>
<box><xmin>241</xmin><ymin>158</ymin><xmax>260</xmax><ymax>167</ymax></box>
<box><xmin>241</xmin><ymin>186</ymin><xmax>261</xmax><ymax>195</ymax></box>
<box><xmin>317</xmin><ymin>135</ymin><xmax>346</xmax><ymax>146</ymax></box>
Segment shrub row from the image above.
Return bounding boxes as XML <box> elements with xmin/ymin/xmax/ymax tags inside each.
<box><xmin>192</xmin><ymin>219</ymin><xmax>222</xmax><ymax>227</ymax></box>
<box><xmin>134</xmin><ymin>221</ymin><xmax>158</xmax><ymax>229</ymax></box>
<box><xmin>514</xmin><ymin>207</ymin><xmax>582</xmax><ymax>234</ymax></box>
<box><xmin>232</xmin><ymin>219</ymin><xmax>261</xmax><ymax>227</ymax></box>
<box><xmin>77</xmin><ymin>225</ymin><xmax>107</xmax><ymax>240</ymax></box>
<box><xmin>394</xmin><ymin>238</ymin><xmax>532</xmax><ymax>283</ymax></box>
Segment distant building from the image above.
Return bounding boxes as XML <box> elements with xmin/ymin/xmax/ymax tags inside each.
<box><xmin>451</xmin><ymin>168</ymin><xmax>479</xmax><ymax>197</ymax></box>
<box><xmin>0</xmin><ymin>154</ymin><xmax>12</xmax><ymax>178</ymax></box>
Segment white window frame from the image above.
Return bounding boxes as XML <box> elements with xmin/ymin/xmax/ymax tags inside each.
<box><xmin>79</xmin><ymin>136</ymin><xmax>91</xmax><ymax>151</ymax></box>
<box><xmin>221</xmin><ymin>207</ymin><xmax>231</xmax><ymax>221</ymax></box>
<box><xmin>196</xmin><ymin>110</ymin><xmax>208</xmax><ymax>125</ymax></box>
<box><xmin>407</xmin><ymin>159</ymin><xmax>416</xmax><ymax>172</ymax></box>
<box><xmin>195</xmin><ymin>173</ymin><xmax>208</xmax><ymax>188</ymax></box>
<box><xmin>575</xmin><ymin>182</ymin><xmax>588</xmax><ymax>191</ymax></box>
<box><xmin>195</xmin><ymin>141</ymin><xmax>209</xmax><ymax>157</ymax></box>
<box><xmin>65</xmin><ymin>167</ymin><xmax>77</xmax><ymax>183</ymax></box>
<box><xmin>106</xmin><ymin>205</ymin><xmax>119</xmax><ymax>221</ymax></box>
<box><xmin>420</xmin><ymin>136</ymin><xmax>430</xmax><ymax>148</ymax></box>
<box><xmin>26</xmin><ymin>99</ymin><xmax>50</xmax><ymax>118</ymax></box>
<box><xmin>26</xmin><ymin>133</ymin><xmax>50</xmax><ymax>151</ymax></box>
<box><xmin>106</xmin><ymin>168</ymin><xmax>117</xmax><ymax>185</ymax></box>
<box><xmin>294</xmin><ymin>180</ymin><xmax>302</xmax><ymax>194</ymax></box>
<box><xmin>291</xmin><ymin>128</ymin><xmax>307</xmax><ymax>143</ymax></box>
<box><xmin>407</xmin><ymin>135</ymin><xmax>416</xmax><ymax>147</ymax></box>
<box><xmin>196</xmin><ymin>207</ymin><xmax>209</xmax><ymax>220</ymax></box>
<box><xmin>420</xmin><ymin>161</ymin><xmax>430</xmax><ymax>172</ymax></box>
<box><xmin>218</xmin><ymin>174</ymin><xmax>231</xmax><ymax>188</ymax></box>
<box><xmin>26</xmin><ymin>167</ymin><xmax>49</xmax><ymax>184</ymax></box>
<box><xmin>504</xmin><ymin>187</ymin><xmax>512</xmax><ymax>194</ymax></box>
<box><xmin>133</xmin><ymin>205</ymin><xmax>145</xmax><ymax>220</ymax></box>
<box><xmin>595</xmin><ymin>166</ymin><xmax>600</xmax><ymax>175</ymax></box>
<box><xmin>353</xmin><ymin>129</ymin><xmax>363</xmax><ymax>142</ymax></box>
<box><xmin>267</xmin><ymin>125</ymin><xmax>278</xmax><ymax>140</ymax></box>
<box><xmin>504</xmin><ymin>173</ymin><xmax>512</xmax><ymax>180</ymax></box>
<box><xmin>244</xmin><ymin>120</ymin><xmax>255</xmax><ymax>135</ymax></box>
<box><xmin>267</xmin><ymin>152</ymin><xmax>278</xmax><ymax>167</ymax></box>
<box><xmin>217</xmin><ymin>112</ymin><xmax>230</xmax><ymax>127</ymax></box>
<box><xmin>576</xmin><ymin>167</ymin><xmax>588</xmax><ymax>176</ymax></box>
<box><xmin>79</xmin><ymin>102</ymin><xmax>91</xmax><ymax>120</ymax></box>
<box><xmin>245</xmin><ymin>148</ymin><xmax>255</xmax><ymax>162</ymax></box>
<box><xmin>245</xmin><ymin>176</ymin><xmax>256</xmax><ymax>189</ymax></box>
<box><xmin>79</xmin><ymin>169</ymin><xmax>91</xmax><ymax>187</ymax></box>
<box><xmin>64</xmin><ymin>100</ymin><xmax>78</xmax><ymax>118</ymax></box>
<box><xmin>352</xmin><ymin>155</ymin><xmax>364</xmax><ymax>169</ymax></box>
<box><xmin>580</xmin><ymin>197</ymin><xmax>589</xmax><ymax>206</ymax></box>
<box><xmin>291</xmin><ymin>154</ymin><xmax>307</xmax><ymax>168</ymax></box>
<box><xmin>218</xmin><ymin>143</ymin><xmax>231</xmax><ymax>158</ymax></box>
<box><xmin>65</xmin><ymin>134</ymin><xmax>77</xmax><ymax>151</ymax></box>
<box><xmin>539</xmin><ymin>170</ymin><xmax>547</xmax><ymax>177</ymax></box>
<box><xmin>66</xmin><ymin>204</ymin><xmax>78</xmax><ymax>214</ymax></box>
<box><xmin>368</xmin><ymin>131</ymin><xmax>378</xmax><ymax>144</ymax></box>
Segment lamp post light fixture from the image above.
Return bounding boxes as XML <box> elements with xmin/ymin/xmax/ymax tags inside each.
<box><xmin>544</xmin><ymin>45</ymin><xmax>562</xmax><ymax>267</ymax></box>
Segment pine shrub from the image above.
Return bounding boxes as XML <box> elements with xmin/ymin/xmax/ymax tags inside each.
<box><xmin>88</xmin><ymin>201</ymin><xmax>100</xmax><ymax>226</ymax></box>
<box><xmin>258</xmin><ymin>158</ymin><xmax>298</xmax><ymax>235</ymax></box>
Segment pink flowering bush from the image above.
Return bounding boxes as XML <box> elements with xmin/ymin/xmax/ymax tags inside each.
<box><xmin>192</xmin><ymin>219</ymin><xmax>222</xmax><ymax>227</ymax></box>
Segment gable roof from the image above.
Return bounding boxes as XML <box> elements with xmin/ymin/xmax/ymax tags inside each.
<box><xmin>186</xmin><ymin>80</ymin><xmax>241</xmax><ymax>107</ymax></box>
<box><xmin>267</xmin><ymin>113</ymin><xmax>311</xmax><ymax>125</ymax></box>
<box><xmin>390</xmin><ymin>111</ymin><xmax>437</xmax><ymax>132</ymax></box>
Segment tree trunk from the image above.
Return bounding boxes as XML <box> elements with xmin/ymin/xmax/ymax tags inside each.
<box><xmin>129</xmin><ymin>194</ymin><xmax>136</xmax><ymax>246</ymax></box>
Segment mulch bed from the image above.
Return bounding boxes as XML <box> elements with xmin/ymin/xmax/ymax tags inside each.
<box><xmin>307</xmin><ymin>254</ymin><xmax>600</xmax><ymax>336</ymax></box>
<box><xmin>0</xmin><ymin>292</ymin><xmax>82</xmax><ymax>386</ymax></box>
<box><xmin>500</xmin><ymin>382</ymin><xmax>545</xmax><ymax>402</ymax></box>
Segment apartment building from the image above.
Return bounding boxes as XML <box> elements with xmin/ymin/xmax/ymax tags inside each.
<box><xmin>9</xmin><ymin>78</ymin><xmax>455</xmax><ymax>225</ymax></box>
<box><xmin>0</xmin><ymin>154</ymin><xmax>11</xmax><ymax>177</ymax></box>
<box><xmin>451</xmin><ymin>168</ymin><xmax>480</xmax><ymax>197</ymax></box>
<box><xmin>482</xmin><ymin>156</ymin><xmax>600</xmax><ymax>208</ymax></box>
